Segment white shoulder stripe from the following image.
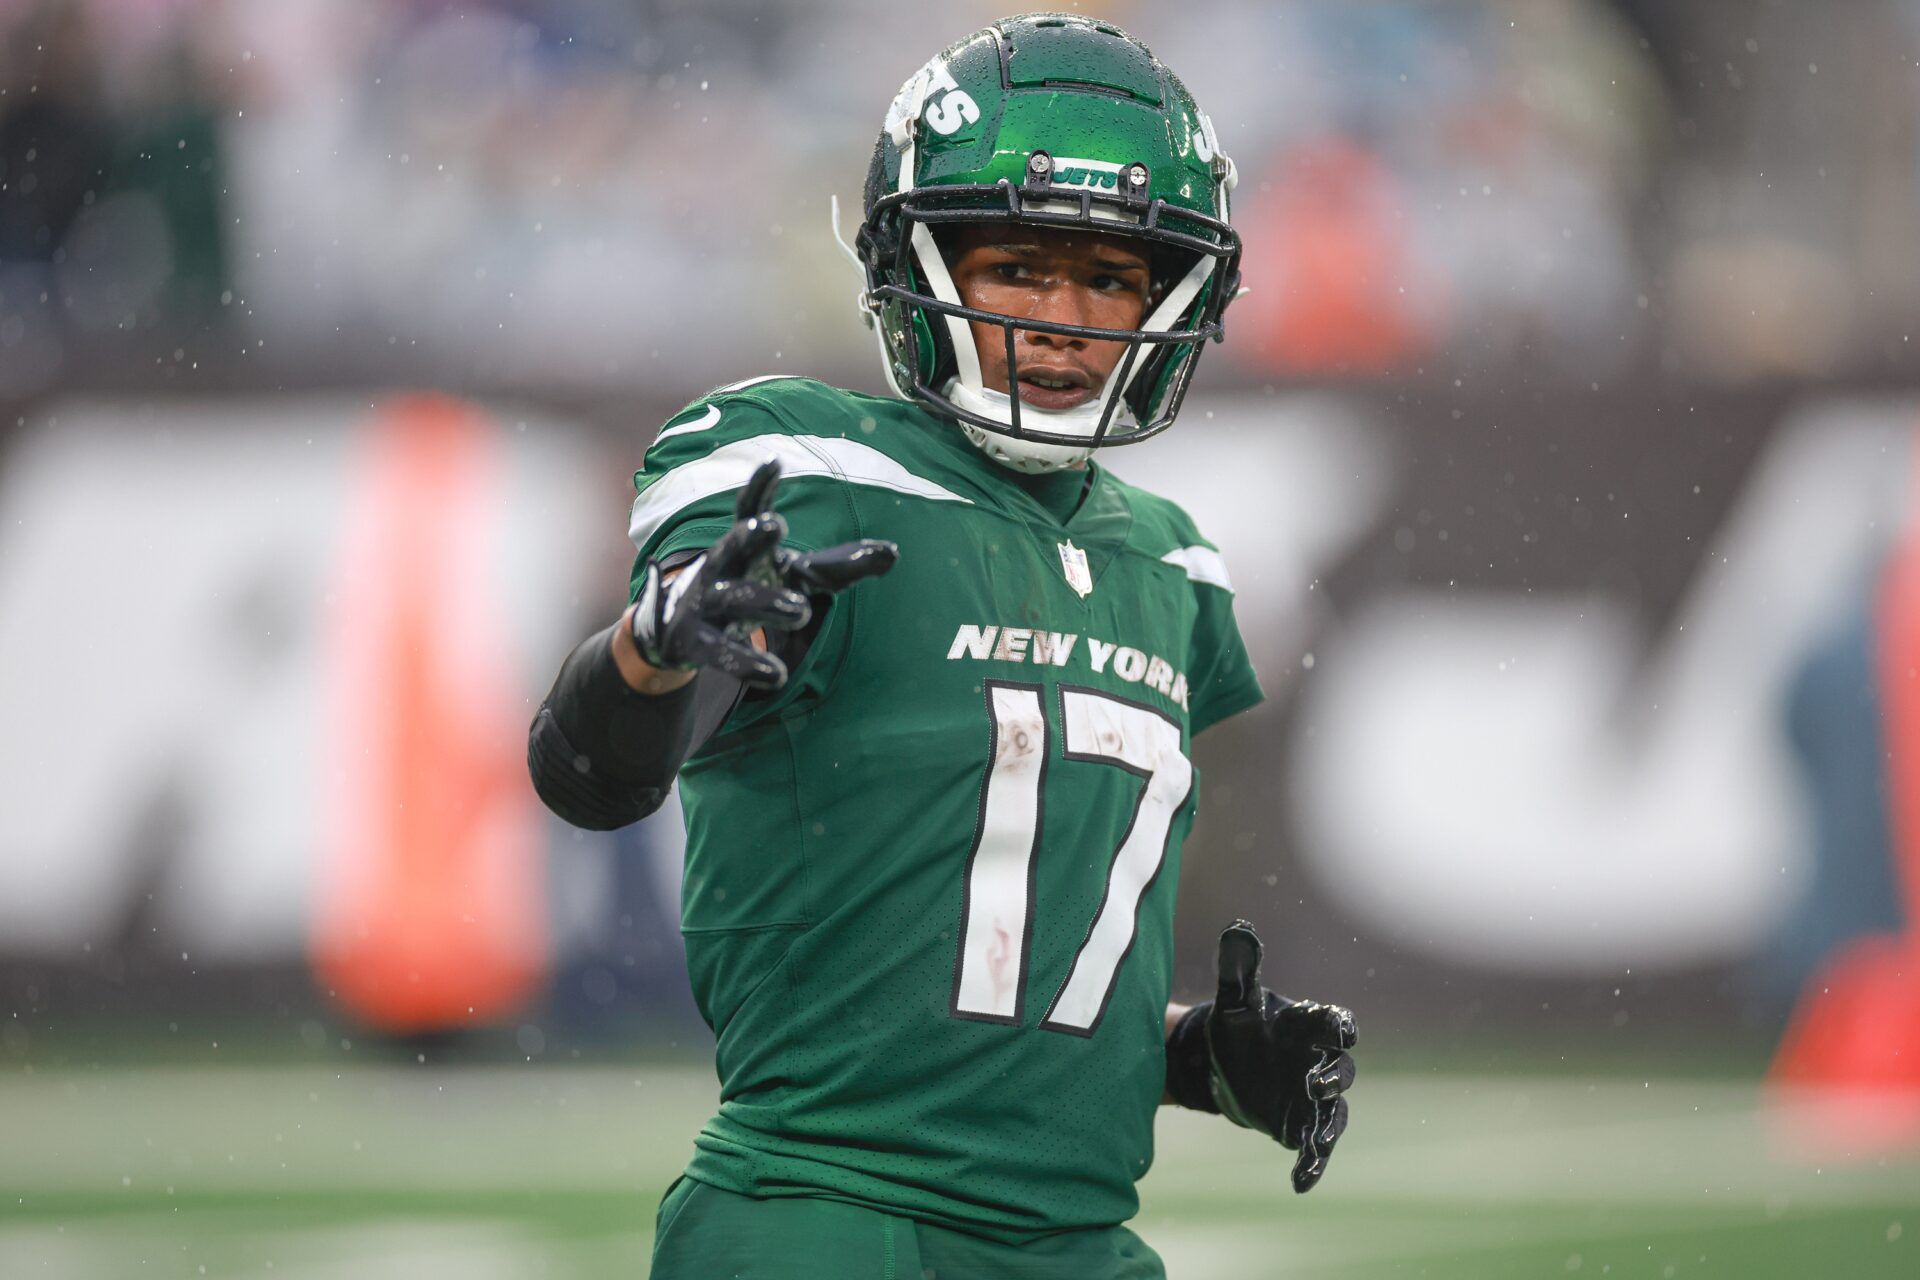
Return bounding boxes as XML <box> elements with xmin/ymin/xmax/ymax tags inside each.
<box><xmin>653</xmin><ymin>403</ymin><xmax>722</xmax><ymax>445</ymax></box>
<box><xmin>629</xmin><ymin>434</ymin><xmax>971</xmax><ymax>552</ymax></box>
<box><xmin>709</xmin><ymin>374</ymin><xmax>799</xmax><ymax>394</ymax></box>
<box><xmin>1161</xmin><ymin>545</ymin><xmax>1234</xmax><ymax>592</ymax></box>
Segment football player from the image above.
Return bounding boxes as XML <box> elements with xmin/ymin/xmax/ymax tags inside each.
<box><xmin>528</xmin><ymin>14</ymin><xmax>1357</xmax><ymax>1278</ymax></box>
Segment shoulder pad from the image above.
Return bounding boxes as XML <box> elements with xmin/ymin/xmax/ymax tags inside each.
<box><xmin>1106</xmin><ymin>475</ymin><xmax>1233</xmax><ymax>592</ymax></box>
<box><xmin>649</xmin><ymin>377</ymin><xmax>860</xmax><ymax>453</ymax></box>
<box><xmin>704</xmin><ymin>374</ymin><xmax>814</xmax><ymax>398</ymax></box>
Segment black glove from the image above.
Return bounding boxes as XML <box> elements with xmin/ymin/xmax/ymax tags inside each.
<box><xmin>1165</xmin><ymin>919</ymin><xmax>1358</xmax><ymax>1194</ymax></box>
<box><xmin>630</xmin><ymin>460</ymin><xmax>898</xmax><ymax>689</ymax></box>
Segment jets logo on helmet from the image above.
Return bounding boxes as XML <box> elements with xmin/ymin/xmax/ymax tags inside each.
<box><xmin>854</xmin><ymin>14</ymin><xmax>1243</xmax><ymax>473</ymax></box>
<box><xmin>1192</xmin><ymin>112</ymin><xmax>1222</xmax><ymax>165</ymax></box>
<box><xmin>1047</xmin><ymin>158</ymin><xmax>1126</xmax><ymax>192</ymax></box>
<box><xmin>885</xmin><ymin>56</ymin><xmax>980</xmax><ymax>143</ymax></box>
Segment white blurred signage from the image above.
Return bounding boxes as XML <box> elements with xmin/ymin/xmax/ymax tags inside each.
<box><xmin>0</xmin><ymin>397</ymin><xmax>603</xmax><ymax>961</ymax></box>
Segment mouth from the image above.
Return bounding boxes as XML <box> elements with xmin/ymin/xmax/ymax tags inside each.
<box><xmin>1015</xmin><ymin>367</ymin><xmax>1098</xmax><ymax>411</ymax></box>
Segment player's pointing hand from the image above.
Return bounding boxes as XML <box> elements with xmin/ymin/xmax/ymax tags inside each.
<box><xmin>1165</xmin><ymin>919</ymin><xmax>1358</xmax><ymax>1194</ymax></box>
<box><xmin>630</xmin><ymin>460</ymin><xmax>899</xmax><ymax>689</ymax></box>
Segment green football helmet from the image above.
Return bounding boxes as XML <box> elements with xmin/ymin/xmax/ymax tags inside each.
<box><xmin>855</xmin><ymin>13</ymin><xmax>1241</xmax><ymax>472</ymax></box>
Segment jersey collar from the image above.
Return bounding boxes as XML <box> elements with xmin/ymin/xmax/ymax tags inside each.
<box><xmin>918</xmin><ymin>409</ymin><xmax>1136</xmax><ymax>590</ymax></box>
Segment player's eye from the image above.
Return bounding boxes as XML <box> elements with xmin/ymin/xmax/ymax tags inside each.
<box><xmin>1088</xmin><ymin>265</ymin><xmax>1147</xmax><ymax>295</ymax></box>
<box><xmin>993</xmin><ymin>262</ymin><xmax>1032</xmax><ymax>282</ymax></box>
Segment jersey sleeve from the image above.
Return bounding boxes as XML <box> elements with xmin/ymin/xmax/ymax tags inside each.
<box><xmin>625</xmin><ymin>392</ymin><xmax>864</xmax><ymax>732</ymax></box>
<box><xmin>1179</xmin><ymin>549</ymin><xmax>1265</xmax><ymax>736</ymax></box>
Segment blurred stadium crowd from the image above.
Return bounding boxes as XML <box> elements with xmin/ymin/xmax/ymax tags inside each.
<box><xmin>6</xmin><ymin>0</ymin><xmax>1920</xmax><ymax>399</ymax></box>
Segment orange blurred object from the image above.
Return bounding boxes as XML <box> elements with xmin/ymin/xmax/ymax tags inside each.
<box><xmin>1769</xmin><ymin>447</ymin><xmax>1920</xmax><ymax>1146</ymax></box>
<box><xmin>310</xmin><ymin>394</ymin><xmax>550</xmax><ymax>1033</ymax></box>
<box><xmin>1234</xmin><ymin>138</ymin><xmax>1433</xmax><ymax>376</ymax></box>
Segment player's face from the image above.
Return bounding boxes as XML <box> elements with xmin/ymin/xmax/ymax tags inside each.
<box><xmin>945</xmin><ymin>225</ymin><xmax>1153</xmax><ymax>412</ymax></box>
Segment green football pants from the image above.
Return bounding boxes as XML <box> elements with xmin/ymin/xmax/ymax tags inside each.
<box><xmin>648</xmin><ymin>1176</ymin><xmax>1167</xmax><ymax>1280</ymax></box>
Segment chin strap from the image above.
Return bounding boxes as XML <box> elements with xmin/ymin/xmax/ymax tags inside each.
<box><xmin>944</xmin><ymin>381</ymin><xmax>1098</xmax><ymax>473</ymax></box>
<box><xmin>959</xmin><ymin>421</ymin><xmax>1091</xmax><ymax>474</ymax></box>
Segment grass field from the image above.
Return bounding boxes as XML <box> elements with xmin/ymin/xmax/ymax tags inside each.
<box><xmin>2</xmin><ymin>1061</ymin><xmax>1915</xmax><ymax>1278</ymax></box>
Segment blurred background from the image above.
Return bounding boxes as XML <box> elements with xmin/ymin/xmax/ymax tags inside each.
<box><xmin>3</xmin><ymin>0</ymin><xmax>1919</xmax><ymax>1275</ymax></box>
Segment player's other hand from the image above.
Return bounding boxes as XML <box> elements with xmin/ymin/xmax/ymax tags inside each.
<box><xmin>630</xmin><ymin>460</ymin><xmax>898</xmax><ymax>688</ymax></box>
<box><xmin>1165</xmin><ymin>919</ymin><xmax>1358</xmax><ymax>1194</ymax></box>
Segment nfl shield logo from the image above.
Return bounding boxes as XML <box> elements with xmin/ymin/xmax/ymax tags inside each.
<box><xmin>1058</xmin><ymin>540</ymin><xmax>1093</xmax><ymax>598</ymax></box>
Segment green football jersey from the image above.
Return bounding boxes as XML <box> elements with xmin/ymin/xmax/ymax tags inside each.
<box><xmin>626</xmin><ymin>376</ymin><xmax>1263</xmax><ymax>1240</ymax></box>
